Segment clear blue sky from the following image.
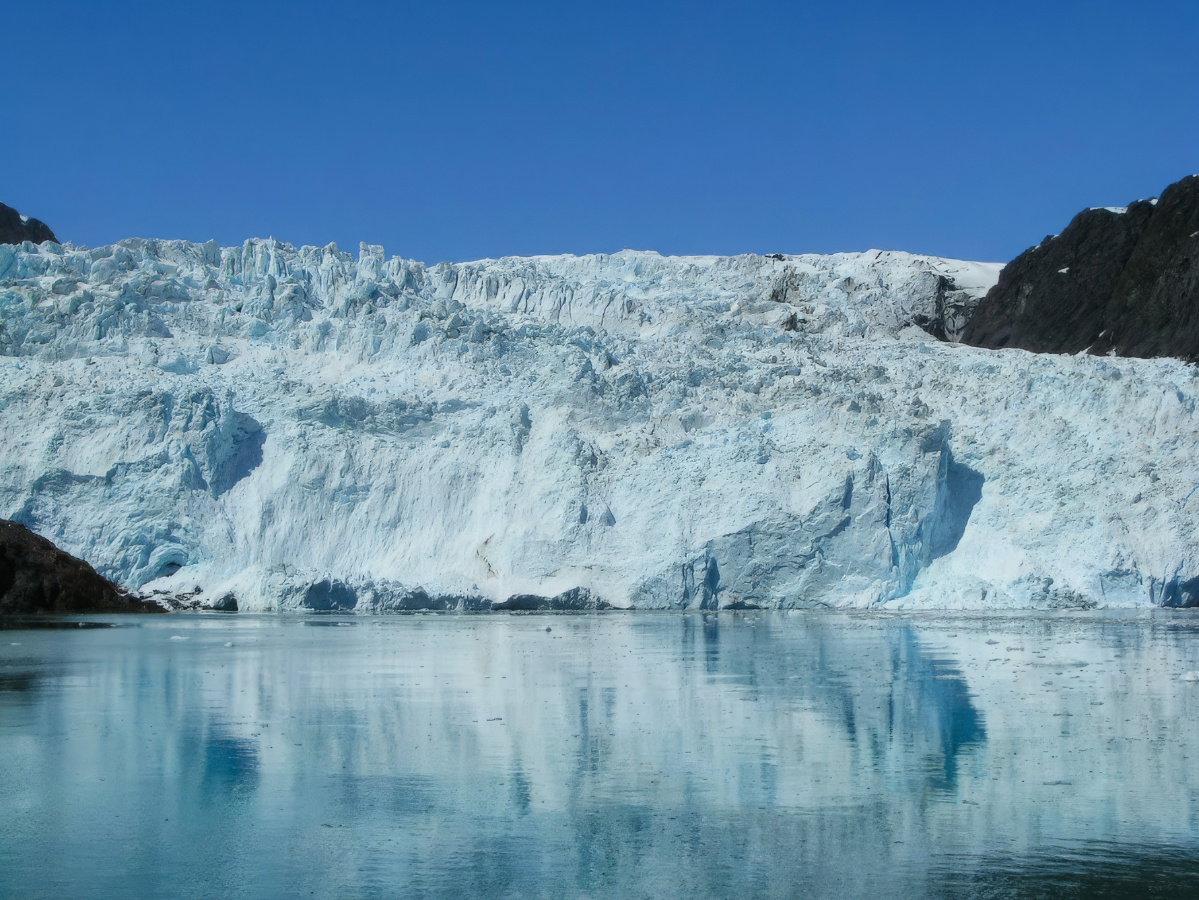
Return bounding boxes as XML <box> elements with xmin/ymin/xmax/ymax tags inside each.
<box><xmin>6</xmin><ymin>0</ymin><xmax>1197</xmax><ymax>263</ymax></box>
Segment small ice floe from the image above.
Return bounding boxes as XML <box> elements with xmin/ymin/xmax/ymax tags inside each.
<box><xmin>1058</xmin><ymin>267</ymin><xmax>1069</xmax><ymax>274</ymax></box>
<box><xmin>169</xmin><ymin>635</ymin><xmax>189</xmax><ymax>641</ymax></box>
<box><xmin>1032</xmin><ymin>658</ymin><xmax>1088</xmax><ymax>668</ymax></box>
<box><xmin>1181</xmin><ymin>671</ymin><xmax>1199</xmax><ymax>683</ymax></box>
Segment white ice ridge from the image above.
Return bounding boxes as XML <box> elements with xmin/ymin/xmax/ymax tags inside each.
<box><xmin>0</xmin><ymin>237</ymin><xmax>1196</xmax><ymax>611</ymax></box>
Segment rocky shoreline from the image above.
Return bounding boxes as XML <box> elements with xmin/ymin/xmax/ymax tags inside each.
<box><xmin>0</xmin><ymin>519</ymin><xmax>162</xmax><ymax>614</ymax></box>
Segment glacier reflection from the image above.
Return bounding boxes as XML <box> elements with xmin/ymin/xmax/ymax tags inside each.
<box><xmin>2</xmin><ymin>611</ymin><xmax>1199</xmax><ymax>898</ymax></box>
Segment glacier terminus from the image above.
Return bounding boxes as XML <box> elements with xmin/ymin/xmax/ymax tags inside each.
<box><xmin>1</xmin><ymin>237</ymin><xmax>1196</xmax><ymax>612</ymax></box>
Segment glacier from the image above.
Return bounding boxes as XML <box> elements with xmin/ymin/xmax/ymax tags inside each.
<box><xmin>0</xmin><ymin>236</ymin><xmax>1197</xmax><ymax>611</ymax></box>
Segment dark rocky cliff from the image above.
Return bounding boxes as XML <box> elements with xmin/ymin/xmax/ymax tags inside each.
<box><xmin>0</xmin><ymin>520</ymin><xmax>162</xmax><ymax>614</ymax></box>
<box><xmin>0</xmin><ymin>202</ymin><xmax>57</xmax><ymax>245</ymax></box>
<box><xmin>960</xmin><ymin>175</ymin><xmax>1199</xmax><ymax>360</ymax></box>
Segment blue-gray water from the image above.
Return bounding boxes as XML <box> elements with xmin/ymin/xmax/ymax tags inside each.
<box><xmin>3</xmin><ymin>611</ymin><xmax>1199</xmax><ymax>898</ymax></box>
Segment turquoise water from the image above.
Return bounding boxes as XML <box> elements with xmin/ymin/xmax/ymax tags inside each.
<box><xmin>3</xmin><ymin>611</ymin><xmax>1199</xmax><ymax>898</ymax></box>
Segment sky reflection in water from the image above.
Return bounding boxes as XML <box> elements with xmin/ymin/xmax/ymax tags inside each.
<box><xmin>2</xmin><ymin>611</ymin><xmax>1199</xmax><ymax>898</ymax></box>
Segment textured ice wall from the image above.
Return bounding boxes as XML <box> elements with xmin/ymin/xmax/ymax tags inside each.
<box><xmin>0</xmin><ymin>237</ymin><xmax>1196</xmax><ymax>610</ymax></box>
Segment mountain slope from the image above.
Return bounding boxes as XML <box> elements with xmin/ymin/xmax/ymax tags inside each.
<box><xmin>0</xmin><ymin>203</ymin><xmax>57</xmax><ymax>246</ymax></box>
<box><xmin>961</xmin><ymin>175</ymin><xmax>1199</xmax><ymax>360</ymax></box>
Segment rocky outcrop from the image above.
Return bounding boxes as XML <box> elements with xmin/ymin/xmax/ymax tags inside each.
<box><xmin>207</xmin><ymin>592</ymin><xmax>239</xmax><ymax>612</ymax></box>
<box><xmin>0</xmin><ymin>519</ymin><xmax>162</xmax><ymax>613</ymax></box>
<box><xmin>0</xmin><ymin>203</ymin><xmax>57</xmax><ymax>246</ymax></box>
<box><xmin>492</xmin><ymin>588</ymin><xmax>609</xmax><ymax>611</ymax></box>
<box><xmin>961</xmin><ymin>175</ymin><xmax>1199</xmax><ymax>359</ymax></box>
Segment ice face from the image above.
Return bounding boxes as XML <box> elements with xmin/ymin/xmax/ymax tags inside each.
<box><xmin>0</xmin><ymin>237</ymin><xmax>1195</xmax><ymax>610</ymax></box>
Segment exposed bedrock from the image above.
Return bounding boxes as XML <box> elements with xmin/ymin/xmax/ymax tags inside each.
<box><xmin>0</xmin><ymin>203</ymin><xmax>57</xmax><ymax>247</ymax></box>
<box><xmin>961</xmin><ymin>175</ymin><xmax>1199</xmax><ymax>360</ymax></box>
<box><xmin>0</xmin><ymin>519</ymin><xmax>162</xmax><ymax>613</ymax></box>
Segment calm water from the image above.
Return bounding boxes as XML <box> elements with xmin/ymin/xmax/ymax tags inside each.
<box><xmin>3</xmin><ymin>611</ymin><xmax>1199</xmax><ymax>898</ymax></box>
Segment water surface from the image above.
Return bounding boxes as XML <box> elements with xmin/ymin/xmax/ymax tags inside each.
<box><xmin>3</xmin><ymin>611</ymin><xmax>1199</xmax><ymax>898</ymax></box>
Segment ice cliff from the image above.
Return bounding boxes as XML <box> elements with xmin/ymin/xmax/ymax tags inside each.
<box><xmin>1</xmin><ymin>236</ymin><xmax>1196</xmax><ymax>610</ymax></box>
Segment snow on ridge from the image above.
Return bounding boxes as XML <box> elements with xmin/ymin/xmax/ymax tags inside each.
<box><xmin>0</xmin><ymin>237</ymin><xmax>1195</xmax><ymax>611</ymax></box>
<box><xmin>1086</xmin><ymin>197</ymin><xmax>1161</xmax><ymax>215</ymax></box>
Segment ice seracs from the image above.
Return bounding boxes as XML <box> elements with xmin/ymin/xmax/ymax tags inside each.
<box><xmin>0</xmin><ymin>236</ymin><xmax>1196</xmax><ymax>610</ymax></box>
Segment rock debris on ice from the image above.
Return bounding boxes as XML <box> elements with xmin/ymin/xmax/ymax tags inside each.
<box><xmin>0</xmin><ymin>237</ymin><xmax>1196</xmax><ymax>610</ymax></box>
